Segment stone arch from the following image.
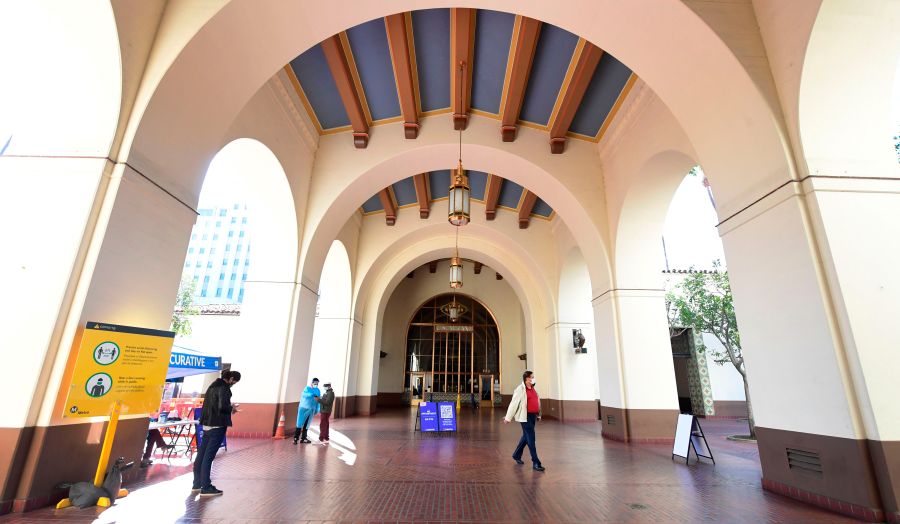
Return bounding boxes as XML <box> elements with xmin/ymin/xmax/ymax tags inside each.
<box><xmin>122</xmin><ymin>0</ymin><xmax>793</xmax><ymax>246</ymax></box>
<box><xmin>349</xmin><ymin>223</ymin><xmax>557</xmax><ymax>404</ymax></box>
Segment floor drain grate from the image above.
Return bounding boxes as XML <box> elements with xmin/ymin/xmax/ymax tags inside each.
<box><xmin>628</xmin><ymin>503</ymin><xmax>648</xmax><ymax>510</ymax></box>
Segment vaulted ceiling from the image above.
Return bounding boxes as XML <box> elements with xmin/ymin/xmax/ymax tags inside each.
<box><xmin>359</xmin><ymin>171</ymin><xmax>553</xmax><ymax>228</ymax></box>
<box><xmin>286</xmin><ymin>8</ymin><xmax>635</xmax><ymax>153</ymax></box>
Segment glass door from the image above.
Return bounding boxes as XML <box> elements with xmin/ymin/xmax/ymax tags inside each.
<box><xmin>479</xmin><ymin>374</ymin><xmax>493</xmax><ymax>407</ymax></box>
<box><xmin>410</xmin><ymin>373</ymin><xmax>426</xmax><ymax>406</ymax></box>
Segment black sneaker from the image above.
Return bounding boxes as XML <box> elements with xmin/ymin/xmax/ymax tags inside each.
<box><xmin>512</xmin><ymin>456</ymin><xmax>524</xmax><ymax>465</ymax></box>
<box><xmin>200</xmin><ymin>487</ymin><xmax>223</xmax><ymax>497</ymax></box>
<box><xmin>190</xmin><ymin>486</ymin><xmax>201</xmax><ymax>494</ymax></box>
<box><xmin>300</xmin><ymin>439</ymin><xmax>312</xmax><ymax>444</ymax></box>
<box><xmin>533</xmin><ymin>464</ymin><xmax>545</xmax><ymax>472</ymax></box>
<box><xmin>292</xmin><ymin>438</ymin><xmax>298</xmax><ymax>445</ymax></box>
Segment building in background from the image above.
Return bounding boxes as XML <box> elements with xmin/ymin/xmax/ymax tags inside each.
<box><xmin>181</xmin><ymin>204</ymin><xmax>251</xmax><ymax>304</ymax></box>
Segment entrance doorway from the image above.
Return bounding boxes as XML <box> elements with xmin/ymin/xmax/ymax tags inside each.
<box><xmin>404</xmin><ymin>294</ymin><xmax>500</xmax><ymax>404</ymax></box>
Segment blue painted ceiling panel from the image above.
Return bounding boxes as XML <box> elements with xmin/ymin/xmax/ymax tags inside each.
<box><xmin>569</xmin><ymin>53</ymin><xmax>632</xmax><ymax>137</ymax></box>
<box><xmin>412</xmin><ymin>9</ymin><xmax>451</xmax><ymax>112</ymax></box>
<box><xmin>531</xmin><ymin>197</ymin><xmax>553</xmax><ymax>217</ymax></box>
<box><xmin>428</xmin><ymin>170</ymin><xmax>451</xmax><ymax>199</ymax></box>
<box><xmin>346</xmin><ymin>19</ymin><xmax>401</xmax><ymax>121</ymax></box>
<box><xmin>471</xmin><ymin>10</ymin><xmax>515</xmax><ymax>114</ymax></box>
<box><xmin>468</xmin><ymin>170</ymin><xmax>488</xmax><ymax>200</ymax></box>
<box><xmin>392</xmin><ymin>177</ymin><xmax>418</xmax><ymax>206</ymax></box>
<box><xmin>361</xmin><ymin>193</ymin><xmax>384</xmax><ymax>213</ymax></box>
<box><xmin>519</xmin><ymin>24</ymin><xmax>579</xmax><ymax>126</ymax></box>
<box><xmin>290</xmin><ymin>45</ymin><xmax>350</xmax><ymax>129</ymax></box>
<box><xmin>498</xmin><ymin>179</ymin><xmax>524</xmax><ymax>208</ymax></box>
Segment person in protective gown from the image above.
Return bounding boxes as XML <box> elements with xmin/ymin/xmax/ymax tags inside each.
<box><xmin>293</xmin><ymin>378</ymin><xmax>321</xmax><ymax>444</ymax></box>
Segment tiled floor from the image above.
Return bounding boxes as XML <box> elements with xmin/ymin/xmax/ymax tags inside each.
<box><xmin>1</xmin><ymin>409</ymin><xmax>862</xmax><ymax>523</ymax></box>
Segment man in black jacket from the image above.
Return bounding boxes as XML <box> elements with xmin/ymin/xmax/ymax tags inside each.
<box><xmin>192</xmin><ymin>370</ymin><xmax>241</xmax><ymax>496</ymax></box>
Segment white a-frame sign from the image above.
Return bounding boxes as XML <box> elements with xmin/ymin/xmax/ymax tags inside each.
<box><xmin>672</xmin><ymin>414</ymin><xmax>715</xmax><ymax>465</ymax></box>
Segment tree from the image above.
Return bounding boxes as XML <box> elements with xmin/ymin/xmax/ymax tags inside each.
<box><xmin>171</xmin><ymin>277</ymin><xmax>199</xmax><ymax>336</ymax></box>
<box><xmin>665</xmin><ymin>260</ymin><xmax>755</xmax><ymax>438</ymax></box>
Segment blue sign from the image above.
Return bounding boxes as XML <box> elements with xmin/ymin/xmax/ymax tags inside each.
<box><xmin>168</xmin><ymin>352</ymin><xmax>220</xmax><ymax>371</ymax></box>
<box><xmin>419</xmin><ymin>402</ymin><xmax>439</xmax><ymax>432</ymax></box>
<box><xmin>438</xmin><ymin>401</ymin><xmax>457</xmax><ymax>431</ymax></box>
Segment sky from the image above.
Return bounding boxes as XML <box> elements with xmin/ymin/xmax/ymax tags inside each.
<box><xmin>661</xmin><ymin>171</ymin><xmax>726</xmax><ymax>271</ymax></box>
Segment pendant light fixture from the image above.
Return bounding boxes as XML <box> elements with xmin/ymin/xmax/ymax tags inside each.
<box><xmin>448</xmin><ymin>61</ymin><xmax>471</xmax><ymax>226</ymax></box>
<box><xmin>449</xmin><ymin>225</ymin><xmax>463</xmax><ymax>289</ymax></box>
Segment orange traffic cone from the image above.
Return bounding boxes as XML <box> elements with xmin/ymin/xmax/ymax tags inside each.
<box><xmin>273</xmin><ymin>411</ymin><xmax>286</xmax><ymax>439</ymax></box>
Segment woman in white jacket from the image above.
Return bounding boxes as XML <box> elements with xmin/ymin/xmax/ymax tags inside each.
<box><xmin>503</xmin><ymin>370</ymin><xmax>544</xmax><ymax>471</ymax></box>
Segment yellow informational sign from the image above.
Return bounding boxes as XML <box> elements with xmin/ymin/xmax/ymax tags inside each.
<box><xmin>63</xmin><ymin>321</ymin><xmax>175</xmax><ymax>418</ymax></box>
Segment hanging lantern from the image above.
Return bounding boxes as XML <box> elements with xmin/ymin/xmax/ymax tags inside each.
<box><xmin>448</xmin><ymin>162</ymin><xmax>470</xmax><ymax>226</ymax></box>
<box><xmin>440</xmin><ymin>297</ymin><xmax>468</xmax><ymax>323</ymax></box>
<box><xmin>449</xmin><ymin>256</ymin><xmax>463</xmax><ymax>288</ymax></box>
<box><xmin>448</xmin><ymin>302</ymin><xmax>460</xmax><ymax>322</ymax></box>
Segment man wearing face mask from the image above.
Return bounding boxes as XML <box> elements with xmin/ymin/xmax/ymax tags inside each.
<box><xmin>503</xmin><ymin>370</ymin><xmax>544</xmax><ymax>471</ymax></box>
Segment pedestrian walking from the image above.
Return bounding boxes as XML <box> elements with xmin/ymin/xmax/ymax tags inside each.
<box><xmin>317</xmin><ymin>382</ymin><xmax>335</xmax><ymax>443</ymax></box>
<box><xmin>193</xmin><ymin>370</ymin><xmax>241</xmax><ymax>496</ymax></box>
<box><xmin>293</xmin><ymin>378</ymin><xmax>321</xmax><ymax>444</ymax></box>
<box><xmin>503</xmin><ymin>370</ymin><xmax>544</xmax><ymax>471</ymax></box>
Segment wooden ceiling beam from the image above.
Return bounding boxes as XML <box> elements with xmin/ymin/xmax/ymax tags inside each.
<box><xmin>321</xmin><ymin>35</ymin><xmax>369</xmax><ymax>148</ymax></box>
<box><xmin>429</xmin><ymin>261</ymin><xmax>438</xmax><ymax>273</ymax></box>
<box><xmin>474</xmin><ymin>262</ymin><xmax>483</xmax><ymax>275</ymax></box>
<box><xmin>378</xmin><ymin>188</ymin><xmax>397</xmax><ymax>226</ymax></box>
<box><xmin>413</xmin><ymin>173</ymin><xmax>429</xmax><ymax>218</ymax></box>
<box><xmin>450</xmin><ymin>8</ymin><xmax>476</xmax><ymax>130</ymax></box>
<box><xmin>548</xmin><ymin>40</ymin><xmax>603</xmax><ymax>154</ymax></box>
<box><xmin>484</xmin><ymin>175</ymin><xmax>503</xmax><ymax>220</ymax></box>
<box><xmin>518</xmin><ymin>190</ymin><xmax>537</xmax><ymax>229</ymax></box>
<box><xmin>499</xmin><ymin>16</ymin><xmax>542</xmax><ymax>142</ymax></box>
<box><xmin>385</xmin><ymin>14</ymin><xmax>419</xmax><ymax>139</ymax></box>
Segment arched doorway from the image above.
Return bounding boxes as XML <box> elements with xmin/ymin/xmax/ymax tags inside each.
<box><xmin>404</xmin><ymin>294</ymin><xmax>500</xmax><ymax>407</ymax></box>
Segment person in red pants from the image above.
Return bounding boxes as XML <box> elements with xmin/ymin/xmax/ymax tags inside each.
<box><xmin>317</xmin><ymin>382</ymin><xmax>335</xmax><ymax>443</ymax></box>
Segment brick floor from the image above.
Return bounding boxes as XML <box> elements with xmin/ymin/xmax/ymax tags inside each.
<box><xmin>0</xmin><ymin>409</ymin><xmax>864</xmax><ymax>523</ymax></box>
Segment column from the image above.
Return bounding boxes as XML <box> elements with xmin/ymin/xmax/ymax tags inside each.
<box><xmin>721</xmin><ymin>177</ymin><xmax>900</xmax><ymax>521</ymax></box>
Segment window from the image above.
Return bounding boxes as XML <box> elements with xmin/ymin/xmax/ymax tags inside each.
<box><xmin>188</xmin><ymin>248</ymin><xmax>195</xmax><ymax>254</ymax></box>
<box><xmin>200</xmin><ymin>289</ymin><xmax>207</xmax><ymax>298</ymax></box>
<box><xmin>207</xmin><ymin>261</ymin><xmax>212</xmax><ymax>268</ymax></box>
<box><xmin>233</xmin><ymin>259</ymin><xmax>240</xmax><ymax>266</ymax></box>
<box><xmin>242</xmin><ymin>273</ymin><xmax>247</xmax><ymax>281</ymax></box>
<box><xmin>227</xmin><ymin>288</ymin><xmax>234</xmax><ymax>299</ymax></box>
<box><xmin>199</xmin><ymin>209</ymin><xmax>213</xmax><ymax>217</ymax></box>
<box><xmin>239</xmin><ymin>231</ymin><xmax>245</xmax><ymax>238</ymax></box>
<box><xmin>216</xmin><ymin>288</ymin><xmax>222</xmax><ymax>297</ymax></box>
<box><xmin>210</xmin><ymin>247</ymin><xmax>216</xmax><ymax>255</ymax></box>
<box><xmin>238</xmin><ymin>289</ymin><xmax>244</xmax><ymax>302</ymax></box>
<box><xmin>225</xmin><ymin>244</ymin><xmax>231</xmax><ymax>252</ymax></box>
<box><xmin>191</xmin><ymin>233</ymin><xmax>197</xmax><ymax>240</ymax></box>
<box><xmin>228</xmin><ymin>231</ymin><xmax>234</xmax><ymax>238</ymax></box>
<box><xmin>199</xmin><ymin>248</ymin><xmax>205</xmax><ymax>254</ymax></box>
<box><xmin>213</xmin><ymin>234</ymin><xmax>219</xmax><ymax>241</ymax></box>
<box><xmin>242</xmin><ymin>217</ymin><xmax>248</xmax><ymax>224</ymax></box>
<box><xmin>202</xmin><ymin>233</ymin><xmax>208</xmax><ymax>240</ymax></box>
<box><xmin>192</xmin><ymin>276</ymin><xmax>199</xmax><ymax>283</ymax></box>
<box><xmin>184</xmin><ymin>261</ymin><xmax>190</xmax><ymax>268</ymax></box>
<box><xmin>245</xmin><ymin>259</ymin><xmax>250</xmax><ymax>266</ymax></box>
<box><xmin>195</xmin><ymin>261</ymin><xmax>201</xmax><ymax>268</ymax></box>
<box><xmin>236</xmin><ymin>244</ymin><xmax>242</xmax><ymax>252</ymax></box>
<box><xmin>203</xmin><ymin>276</ymin><xmax>210</xmax><ymax>284</ymax></box>
<box><xmin>219</xmin><ymin>209</ymin><xmax>226</xmax><ymax>217</ymax></box>
<box><xmin>219</xmin><ymin>272</ymin><xmax>225</xmax><ymax>280</ymax></box>
<box><xmin>230</xmin><ymin>274</ymin><xmax>237</xmax><ymax>281</ymax></box>
<box><xmin>215</xmin><ymin>221</ymin><xmax>221</xmax><ymax>227</ymax></box>
<box><xmin>222</xmin><ymin>259</ymin><xmax>228</xmax><ymax>266</ymax></box>
<box><xmin>233</xmin><ymin>204</ymin><xmax>239</xmax><ymax>210</ymax></box>
<box><xmin>231</xmin><ymin>217</ymin><xmax>237</xmax><ymax>224</ymax></box>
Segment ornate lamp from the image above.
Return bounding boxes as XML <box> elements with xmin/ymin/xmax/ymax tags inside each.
<box><xmin>448</xmin><ymin>61</ymin><xmax>470</xmax><ymax>226</ymax></box>
<box><xmin>440</xmin><ymin>296</ymin><xmax>468</xmax><ymax>323</ymax></box>
<box><xmin>449</xmin><ymin>226</ymin><xmax>463</xmax><ymax>288</ymax></box>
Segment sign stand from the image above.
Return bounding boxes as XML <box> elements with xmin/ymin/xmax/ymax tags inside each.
<box><xmin>56</xmin><ymin>401</ymin><xmax>129</xmax><ymax>509</ymax></box>
<box><xmin>671</xmin><ymin>414</ymin><xmax>715</xmax><ymax>465</ymax></box>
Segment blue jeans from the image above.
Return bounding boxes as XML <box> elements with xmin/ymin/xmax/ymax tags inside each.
<box><xmin>513</xmin><ymin>413</ymin><xmax>541</xmax><ymax>465</ymax></box>
<box><xmin>193</xmin><ymin>427</ymin><xmax>226</xmax><ymax>489</ymax></box>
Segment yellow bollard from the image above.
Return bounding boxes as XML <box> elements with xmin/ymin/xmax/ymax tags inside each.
<box><xmin>93</xmin><ymin>401</ymin><xmax>121</xmax><ymax>487</ymax></box>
